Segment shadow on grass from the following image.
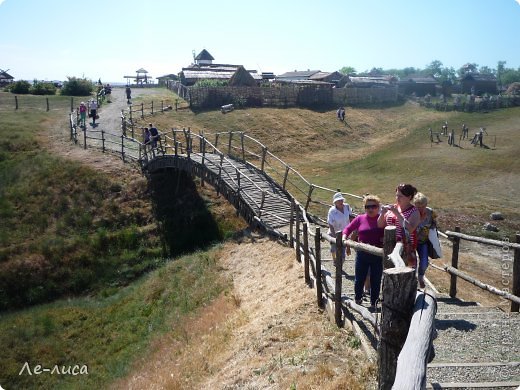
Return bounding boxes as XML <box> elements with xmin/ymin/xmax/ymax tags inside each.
<box><xmin>149</xmin><ymin>169</ymin><xmax>223</xmax><ymax>257</ymax></box>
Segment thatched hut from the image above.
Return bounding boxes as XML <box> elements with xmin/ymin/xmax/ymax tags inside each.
<box><xmin>459</xmin><ymin>73</ymin><xmax>497</xmax><ymax>95</ymax></box>
<box><xmin>398</xmin><ymin>75</ymin><xmax>438</xmax><ymax>96</ymax></box>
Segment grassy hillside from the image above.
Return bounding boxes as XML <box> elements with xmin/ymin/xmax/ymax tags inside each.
<box><xmin>147</xmin><ymin>95</ymin><xmax>520</xmax><ymax>237</ymax></box>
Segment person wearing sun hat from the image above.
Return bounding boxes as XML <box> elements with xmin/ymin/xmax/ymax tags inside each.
<box><xmin>327</xmin><ymin>192</ymin><xmax>353</xmax><ymax>261</ymax></box>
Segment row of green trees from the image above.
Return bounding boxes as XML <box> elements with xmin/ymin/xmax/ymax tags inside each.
<box><xmin>5</xmin><ymin>77</ymin><xmax>95</xmax><ymax>96</ymax></box>
<box><xmin>340</xmin><ymin>60</ymin><xmax>520</xmax><ymax>87</ymax></box>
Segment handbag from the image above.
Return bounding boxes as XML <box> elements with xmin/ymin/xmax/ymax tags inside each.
<box><xmin>427</xmin><ymin>227</ymin><xmax>442</xmax><ymax>259</ymax></box>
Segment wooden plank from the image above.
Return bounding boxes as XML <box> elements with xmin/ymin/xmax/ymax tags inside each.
<box><xmin>428</xmin><ymin>362</ymin><xmax>520</xmax><ymax>368</ymax></box>
<box><xmin>426</xmin><ymin>381</ymin><xmax>520</xmax><ymax>389</ymax></box>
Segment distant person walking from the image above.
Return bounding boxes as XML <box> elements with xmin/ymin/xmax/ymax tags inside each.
<box><xmin>462</xmin><ymin>123</ymin><xmax>469</xmax><ymax>140</ymax></box>
<box><xmin>337</xmin><ymin>107</ymin><xmax>345</xmax><ymax>122</ymax></box>
<box><xmin>89</xmin><ymin>99</ymin><xmax>98</xmax><ymax>125</ymax></box>
<box><xmin>126</xmin><ymin>86</ymin><xmax>132</xmax><ymax>104</ymax></box>
<box><xmin>79</xmin><ymin>101</ymin><xmax>87</xmax><ymax>128</ymax></box>
<box><xmin>149</xmin><ymin>123</ymin><xmax>159</xmax><ymax>148</ymax></box>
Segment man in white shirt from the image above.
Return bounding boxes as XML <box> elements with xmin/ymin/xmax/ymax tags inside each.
<box><xmin>327</xmin><ymin>192</ymin><xmax>352</xmax><ymax>261</ymax></box>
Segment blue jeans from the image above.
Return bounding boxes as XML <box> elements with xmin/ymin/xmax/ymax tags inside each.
<box><xmin>417</xmin><ymin>242</ymin><xmax>429</xmax><ymax>277</ymax></box>
<box><xmin>355</xmin><ymin>251</ymin><xmax>383</xmax><ymax>306</ymax></box>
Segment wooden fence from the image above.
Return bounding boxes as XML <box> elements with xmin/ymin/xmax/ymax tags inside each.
<box><xmin>419</xmin><ymin>95</ymin><xmax>520</xmax><ymax>112</ymax></box>
<box><xmin>166</xmin><ymin>82</ymin><xmax>400</xmax><ymax>110</ymax></box>
<box><xmin>431</xmin><ymin>227</ymin><xmax>520</xmax><ymax>312</ymax></box>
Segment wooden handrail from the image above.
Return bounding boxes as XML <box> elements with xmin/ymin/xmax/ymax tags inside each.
<box><xmin>445</xmin><ymin>230</ymin><xmax>520</xmax><ymax>249</ymax></box>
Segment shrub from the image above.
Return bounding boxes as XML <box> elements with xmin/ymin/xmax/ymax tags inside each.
<box><xmin>10</xmin><ymin>80</ymin><xmax>31</xmax><ymax>94</ymax></box>
<box><xmin>60</xmin><ymin>77</ymin><xmax>94</xmax><ymax>96</ymax></box>
<box><xmin>30</xmin><ymin>81</ymin><xmax>57</xmax><ymax>95</ymax></box>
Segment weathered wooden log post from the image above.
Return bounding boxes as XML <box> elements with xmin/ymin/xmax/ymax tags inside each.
<box><xmin>450</xmin><ymin>226</ymin><xmax>461</xmax><ymax>298</ymax></box>
<box><xmin>303</xmin><ymin>222</ymin><xmax>310</xmax><ymax>285</ymax></box>
<box><xmin>121</xmin><ymin>135</ymin><xmax>125</xmax><ymax>163</ymax></box>
<box><xmin>512</xmin><ymin>233</ymin><xmax>520</xmax><ymax>312</ymax></box>
<box><xmin>141</xmin><ymin>102</ymin><xmax>144</xmax><ymax>118</ymax></box>
<box><xmin>228</xmin><ymin>131</ymin><xmax>233</xmax><ymax>156</ymax></box>
<box><xmin>289</xmin><ymin>199</ymin><xmax>295</xmax><ymax>248</ymax></box>
<box><xmin>295</xmin><ymin>205</ymin><xmax>301</xmax><ymax>263</ymax></box>
<box><xmin>201</xmin><ymin>137</ymin><xmax>206</xmax><ymax>187</ymax></box>
<box><xmin>392</xmin><ymin>291</ymin><xmax>437</xmax><ymax>389</ymax></box>
<box><xmin>334</xmin><ymin>232</ymin><xmax>344</xmax><ymax>327</ymax></box>
<box><xmin>240</xmin><ymin>132</ymin><xmax>245</xmax><ymax>162</ymax></box>
<box><xmin>378</xmin><ymin>267</ymin><xmax>417</xmax><ymax>390</ymax></box>
<box><xmin>315</xmin><ymin>226</ymin><xmax>323</xmax><ymax>308</ymax></box>
<box><xmin>70</xmin><ymin>97</ymin><xmax>74</xmax><ymax>112</ymax></box>
<box><xmin>46</xmin><ymin>97</ymin><xmax>49</xmax><ymax>112</ymax></box>
<box><xmin>305</xmin><ymin>185</ymin><xmax>314</xmax><ymax>212</ymax></box>
<box><xmin>261</xmin><ymin>147</ymin><xmax>267</xmax><ymax>172</ymax></box>
<box><xmin>214</xmin><ymin>133</ymin><xmax>220</xmax><ymax>149</ymax></box>
<box><xmin>101</xmin><ymin>129</ymin><xmax>105</xmax><ymax>153</ymax></box>
<box><xmin>14</xmin><ymin>95</ymin><xmax>18</xmax><ymax>110</ymax></box>
<box><xmin>83</xmin><ymin>128</ymin><xmax>87</xmax><ymax>150</ymax></box>
<box><xmin>151</xmin><ymin>100</ymin><xmax>154</xmax><ymax>115</ymax></box>
<box><xmin>283</xmin><ymin>165</ymin><xmax>290</xmax><ymax>190</ymax></box>
<box><xmin>383</xmin><ymin>226</ymin><xmax>397</xmax><ymax>269</ymax></box>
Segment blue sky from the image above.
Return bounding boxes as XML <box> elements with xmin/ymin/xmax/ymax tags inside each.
<box><xmin>1</xmin><ymin>0</ymin><xmax>520</xmax><ymax>83</ymax></box>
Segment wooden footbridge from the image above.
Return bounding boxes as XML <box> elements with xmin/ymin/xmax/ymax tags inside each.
<box><xmin>69</xmin><ymin>105</ymin><xmax>520</xmax><ymax>389</ymax></box>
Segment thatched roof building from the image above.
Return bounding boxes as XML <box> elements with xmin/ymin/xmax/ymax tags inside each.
<box><xmin>0</xmin><ymin>69</ymin><xmax>14</xmax><ymax>85</ymax></box>
<box><xmin>309</xmin><ymin>71</ymin><xmax>343</xmax><ymax>86</ymax></box>
<box><xmin>275</xmin><ymin>70</ymin><xmax>321</xmax><ymax>82</ymax></box>
<box><xmin>459</xmin><ymin>73</ymin><xmax>497</xmax><ymax>95</ymax></box>
<box><xmin>341</xmin><ymin>75</ymin><xmax>397</xmax><ymax>88</ymax></box>
<box><xmin>398</xmin><ymin>75</ymin><xmax>438</xmax><ymax>96</ymax></box>
<box><xmin>228</xmin><ymin>66</ymin><xmax>257</xmax><ymax>87</ymax></box>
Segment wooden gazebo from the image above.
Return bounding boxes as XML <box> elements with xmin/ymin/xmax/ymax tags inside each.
<box><xmin>123</xmin><ymin>68</ymin><xmax>152</xmax><ymax>86</ymax></box>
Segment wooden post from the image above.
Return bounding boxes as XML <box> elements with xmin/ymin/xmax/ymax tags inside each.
<box><xmin>15</xmin><ymin>95</ymin><xmax>18</xmax><ymax>110</ymax></box>
<box><xmin>102</xmin><ymin>129</ymin><xmax>105</xmax><ymax>152</ymax></box>
<box><xmin>151</xmin><ymin>100</ymin><xmax>154</xmax><ymax>115</ymax></box>
<box><xmin>70</xmin><ymin>97</ymin><xmax>73</xmax><ymax>112</ymax></box>
<box><xmin>215</xmin><ymin>133</ymin><xmax>220</xmax><ymax>149</ymax></box>
<box><xmin>512</xmin><ymin>233</ymin><xmax>520</xmax><ymax>312</ymax></box>
<box><xmin>295</xmin><ymin>206</ymin><xmax>300</xmax><ymax>263</ymax></box>
<box><xmin>240</xmin><ymin>132</ymin><xmax>245</xmax><ymax>162</ymax></box>
<box><xmin>46</xmin><ymin>97</ymin><xmax>49</xmax><ymax>111</ymax></box>
<box><xmin>283</xmin><ymin>165</ymin><xmax>290</xmax><ymax>190</ymax></box>
<box><xmin>305</xmin><ymin>185</ymin><xmax>314</xmax><ymax>211</ymax></box>
<box><xmin>334</xmin><ymin>231</ymin><xmax>343</xmax><ymax>327</ymax></box>
<box><xmin>315</xmin><ymin>226</ymin><xmax>323</xmax><ymax>308</ymax></box>
<box><xmin>383</xmin><ymin>226</ymin><xmax>397</xmax><ymax>269</ymax></box>
<box><xmin>83</xmin><ymin>128</ymin><xmax>87</xmax><ymax>149</ymax></box>
<box><xmin>228</xmin><ymin>132</ymin><xmax>233</xmax><ymax>156</ymax></box>
<box><xmin>217</xmin><ymin>153</ymin><xmax>224</xmax><ymax>196</ymax></box>
<box><xmin>121</xmin><ymin>135</ymin><xmax>125</xmax><ymax>162</ymax></box>
<box><xmin>303</xmin><ymin>222</ymin><xmax>310</xmax><ymax>285</ymax></box>
<box><xmin>261</xmin><ymin>147</ymin><xmax>267</xmax><ymax>172</ymax></box>
<box><xmin>392</xmin><ymin>291</ymin><xmax>437</xmax><ymax>389</ymax></box>
<box><xmin>259</xmin><ymin>191</ymin><xmax>266</xmax><ymax>218</ymax></box>
<box><xmin>201</xmin><ymin>138</ymin><xmax>206</xmax><ymax>187</ymax></box>
<box><xmin>378</xmin><ymin>267</ymin><xmax>417</xmax><ymax>390</ymax></box>
<box><xmin>141</xmin><ymin>102</ymin><xmax>144</xmax><ymax>118</ymax></box>
<box><xmin>186</xmin><ymin>128</ymin><xmax>191</xmax><ymax>159</ymax></box>
<box><xmin>289</xmin><ymin>199</ymin><xmax>295</xmax><ymax>249</ymax></box>
<box><xmin>450</xmin><ymin>226</ymin><xmax>461</xmax><ymax>298</ymax></box>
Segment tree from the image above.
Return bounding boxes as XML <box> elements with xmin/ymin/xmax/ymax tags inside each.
<box><xmin>424</xmin><ymin>60</ymin><xmax>443</xmax><ymax>78</ymax></box>
<box><xmin>458</xmin><ymin>63</ymin><xmax>478</xmax><ymax>77</ymax></box>
<box><xmin>10</xmin><ymin>80</ymin><xmax>31</xmax><ymax>94</ymax></box>
<box><xmin>479</xmin><ymin>66</ymin><xmax>495</xmax><ymax>75</ymax></box>
<box><xmin>339</xmin><ymin>66</ymin><xmax>356</xmax><ymax>76</ymax></box>
<box><xmin>497</xmin><ymin>60</ymin><xmax>506</xmax><ymax>87</ymax></box>
<box><xmin>60</xmin><ymin>77</ymin><xmax>93</xmax><ymax>96</ymax></box>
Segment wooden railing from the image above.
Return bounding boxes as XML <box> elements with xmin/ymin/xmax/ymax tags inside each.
<box><xmin>430</xmin><ymin>227</ymin><xmax>520</xmax><ymax>312</ymax></box>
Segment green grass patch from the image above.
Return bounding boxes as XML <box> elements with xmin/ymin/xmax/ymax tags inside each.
<box><xmin>0</xmin><ymin>248</ymin><xmax>228</xmax><ymax>389</ymax></box>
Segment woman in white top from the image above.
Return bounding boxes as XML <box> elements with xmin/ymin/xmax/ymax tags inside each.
<box><xmin>327</xmin><ymin>192</ymin><xmax>352</xmax><ymax>261</ymax></box>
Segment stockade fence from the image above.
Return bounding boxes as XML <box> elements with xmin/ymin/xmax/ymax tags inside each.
<box><xmin>67</xmin><ymin>115</ymin><xmax>520</xmax><ymax>388</ymax></box>
<box><xmin>166</xmin><ymin>81</ymin><xmax>400</xmax><ymax>110</ymax></box>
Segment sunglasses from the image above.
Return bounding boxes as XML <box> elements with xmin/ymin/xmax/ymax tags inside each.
<box><xmin>364</xmin><ymin>204</ymin><xmax>379</xmax><ymax>209</ymax></box>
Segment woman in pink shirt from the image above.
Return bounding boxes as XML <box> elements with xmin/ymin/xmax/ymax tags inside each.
<box><xmin>378</xmin><ymin>183</ymin><xmax>420</xmax><ymax>268</ymax></box>
<box><xmin>342</xmin><ymin>195</ymin><xmax>384</xmax><ymax>309</ymax></box>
